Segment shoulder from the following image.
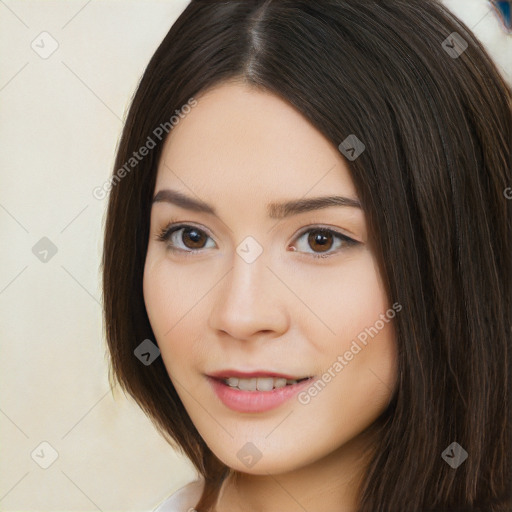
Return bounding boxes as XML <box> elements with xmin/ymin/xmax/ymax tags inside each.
<box><xmin>153</xmin><ymin>479</ymin><xmax>205</xmax><ymax>512</ymax></box>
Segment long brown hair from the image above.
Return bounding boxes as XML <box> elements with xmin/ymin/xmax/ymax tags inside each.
<box><xmin>101</xmin><ymin>1</ymin><xmax>512</xmax><ymax>510</ymax></box>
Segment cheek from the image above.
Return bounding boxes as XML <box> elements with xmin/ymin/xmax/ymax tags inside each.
<box><xmin>293</xmin><ymin>250</ymin><xmax>397</xmax><ymax>422</ymax></box>
<box><xmin>142</xmin><ymin>251</ymin><xmax>209</xmax><ymax>378</ymax></box>
<box><xmin>293</xmin><ymin>318</ymin><xmax>398</xmax><ymax>459</ymax></box>
<box><xmin>143</xmin><ymin>249</ymin><xmax>202</xmax><ymax>337</ymax></box>
<box><xmin>289</xmin><ymin>250</ymin><xmax>390</xmax><ymax>345</ymax></box>
<box><xmin>143</xmin><ymin>255</ymin><xmax>171</xmax><ymax>336</ymax></box>
<box><xmin>143</xmin><ymin>253</ymin><xmax>185</xmax><ymax>366</ymax></box>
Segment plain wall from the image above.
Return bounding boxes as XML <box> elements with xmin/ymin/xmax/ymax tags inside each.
<box><xmin>0</xmin><ymin>2</ymin><xmax>197</xmax><ymax>511</ymax></box>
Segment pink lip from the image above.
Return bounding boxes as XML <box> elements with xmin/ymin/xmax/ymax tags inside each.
<box><xmin>207</xmin><ymin>376</ymin><xmax>314</xmax><ymax>413</ymax></box>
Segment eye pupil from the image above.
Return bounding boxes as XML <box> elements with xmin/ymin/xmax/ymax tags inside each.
<box><xmin>183</xmin><ymin>228</ymin><xmax>206</xmax><ymax>248</ymax></box>
<box><xmin>308</xmin><ymin>230</ymin><xmax>333</xmax><ymax>253</ymax></box>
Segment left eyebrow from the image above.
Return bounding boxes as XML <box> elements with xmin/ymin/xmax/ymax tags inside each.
<box><xmin>152</xmin><ymin>188</ymin><xmax>362</xmax><ymax>219</ymax></box>
<box><xmin>268</xmin><ymin>195</ymin><xmax>362</xmax><ymax>218</ymax></box>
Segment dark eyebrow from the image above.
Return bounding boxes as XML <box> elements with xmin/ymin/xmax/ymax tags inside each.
<box><xmin>152</xmin><ymin>189</ymin><xmax>362</xmax><ymax>219</ymax></box>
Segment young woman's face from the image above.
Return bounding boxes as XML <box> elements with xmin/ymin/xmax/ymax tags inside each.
<box><xmin>143</xmin><ymin>81</ymin><xmax>398</xmax><ymax>475</ymax></box>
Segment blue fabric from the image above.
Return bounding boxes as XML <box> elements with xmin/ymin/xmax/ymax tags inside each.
<box><xmin>494</xmin><ymin>0</ymin><xmax>511</xmax><ymax>30</ymax></box>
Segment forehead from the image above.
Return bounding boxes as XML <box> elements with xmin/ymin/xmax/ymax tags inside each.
<box><xmin>155</xmin><ymin>81</ymin><xmax>359</xmax><ymax>214</ymax></box>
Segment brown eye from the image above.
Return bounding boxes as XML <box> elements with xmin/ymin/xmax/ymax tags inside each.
<box><xmin>157</xmin><ymin>223</ymin><xmax>359</xmax><ymax>259</ymax></box>
<box><xmin>292</xmin><ymin>226</ymin><xmax>359</xmax><ymax>259</ymax></box>
<box><xmin>157</xmin><ymin>224</ymin><xmax>216</xmax><ymax>253</ymax></box>
<box><xmin>180</xmin><ymin>227</ymin><xmax>208</xmax><ymax>249</ymax></box>
<box><xmin>307</xmin><ymin>229</ymin><xmax>334</xmax><ymax>253</ymax></box>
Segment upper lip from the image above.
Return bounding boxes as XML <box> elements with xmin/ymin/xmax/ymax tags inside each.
<box><xmin>207</xmin><ymin>370</ymin><xmax>312</xmax><ymax>380</ymax></box>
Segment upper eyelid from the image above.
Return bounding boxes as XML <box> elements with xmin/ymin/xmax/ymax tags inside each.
<box><xmin>295</xmin><ymin>224</ymin><xmax>354</xmax><ymax>238</ymax></box>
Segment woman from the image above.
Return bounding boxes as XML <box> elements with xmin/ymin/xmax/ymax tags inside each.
<box><xmin>101</xmin><ymin>1</ymin><xmax>512</xmax><ymax>510</ymax></box>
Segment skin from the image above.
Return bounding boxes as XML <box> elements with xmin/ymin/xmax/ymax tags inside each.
<box><xmin>143</xmin><ymin>80</ymin><xmax>398</xmax><ymax>512</ymax></box>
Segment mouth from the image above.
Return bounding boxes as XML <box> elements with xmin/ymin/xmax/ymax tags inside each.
<box><xmin>220</xmin><ymin>375</ymin><xmax>311</xmax><ymax>392</ymax></box>
<box><xmin>206</xmin><ymin>370</ymin><xmax>315</xmax><ymax>413</ymax></box>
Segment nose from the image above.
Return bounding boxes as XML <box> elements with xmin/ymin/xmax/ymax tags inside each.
<box><xmin>207</xmin><ymin>251</ymin><xmax>290</xmax><ymax>342</ymax></box>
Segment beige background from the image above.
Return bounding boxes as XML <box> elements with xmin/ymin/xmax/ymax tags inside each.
<box><xmin>0</xmin><ymin>1</ymin><xmax>197</xmax><ymax>511</ymax></box>
<box><xmin>0</xmin><ymin>0</ymin><xmax>509</xmax><ymax>510</ymax></box>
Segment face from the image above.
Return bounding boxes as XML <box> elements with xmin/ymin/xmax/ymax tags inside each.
<box><xmin>143</xmin><ymin>81</ymin><xmax>398</xmax><ymax>475</ymax></box>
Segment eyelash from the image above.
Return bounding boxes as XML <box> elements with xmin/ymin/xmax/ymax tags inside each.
<box><xmin>155</xmin><ymin>218</ymin><xmax>359</xmax><ymax>260</ymax></box>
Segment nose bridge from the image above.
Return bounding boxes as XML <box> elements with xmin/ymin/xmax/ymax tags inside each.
<box><xmin>208</xmin><ymin>244</ymin><xmax>288</xmax><ymax>339</ymax></box>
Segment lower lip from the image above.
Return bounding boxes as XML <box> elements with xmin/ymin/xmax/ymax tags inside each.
<box><xmin>207</xmin><ymin>377</ymin><xmax>314</xmax><ymax>413</ymax></box>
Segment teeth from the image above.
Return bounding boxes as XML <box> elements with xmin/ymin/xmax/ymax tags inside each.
<box><xmin>274</xmin><ymin>378</ymin><xmax>288</xmax><ymax>388</ymax></box>
<box><xmin>224</xmin><ymin>376</ymin><xmax>304</xmax><ymax>391</ymax></box>
<box><xmin>238</xmin><ymin>378</ymin><xmax>257</xmax><ymax>391</ymax></box>
<box><xmin>257</xmin><ymin>378</ymin><xmax>275</xmax><ymax>391</ymax></box>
